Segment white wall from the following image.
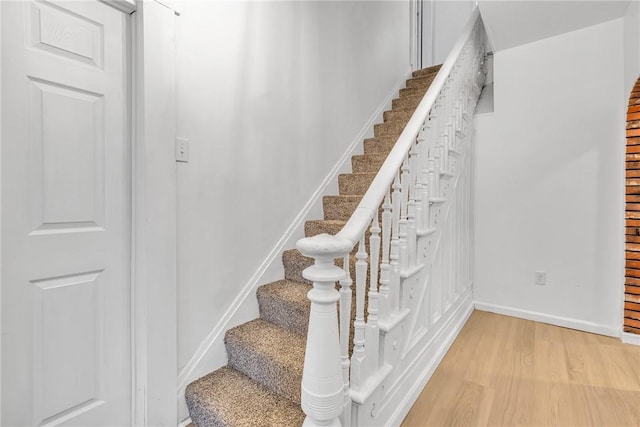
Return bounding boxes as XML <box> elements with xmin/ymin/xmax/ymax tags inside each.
<box><xmin>175</xmin><ymin>1</ymin><xmax>410</xmax><ymax>373</ymax></box>
<box><xmin>624</xmin><ymin>1</ymin><xmax>640</xmax><ymax>94</ymax></box>
<box><xmin>473</xmin><ymin>19</ymin><xmax>625</xmax><ymax>334</ymax></box>
<box><xmin>423</xmin><ymin>0</ymin><xmax>474</xmax><ymax>66</ymax></box>
<box><xmin>478</xmin><ymin>1</ymin><xmax>630</xmax><ymax>53</ymax></box>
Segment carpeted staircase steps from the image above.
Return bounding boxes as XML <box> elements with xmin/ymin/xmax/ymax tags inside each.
<box><xmin>323</xmin><ymin>195</ymin><xmax>366</xmax><ymax>221</ymax></box>
<box><xmin>351</xmin><ymin>153</ymin><xmax>388</xmax><ymax>173</ymax></box>
<box><xmin>338</xmin><ymin>172</ymin><xmax>378</xmax><ymax>195</ymax></box>
<box><xmin>226</xmin><ymin>319</ymin><xmax>305</xmax><ymax>404</ymax></box>
<box><xmin>185</xmin><ymin>64</ymin><xmax>441</xmax><ymax>427</ymax></box>
<box><xmin>392</xmin><ymin>93</ymin><xmax>426</xmax><ymax>111</ymax></box>
<box><xmin>257</xmin><ymin>280</ymin><xmax>311</xmax><ymax>336</ymax></box>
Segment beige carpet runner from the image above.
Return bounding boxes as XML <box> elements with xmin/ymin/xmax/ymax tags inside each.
<box><xmin>185</xmin><ymin>65</ymin><xmax>441</xmax><ymax>427</ymax></box>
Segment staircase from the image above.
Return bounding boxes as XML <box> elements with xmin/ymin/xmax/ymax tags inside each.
<box><xmin>185</xmin><ymin>65</ymin><xmax>442</xmax><ymax>427</ymax></box>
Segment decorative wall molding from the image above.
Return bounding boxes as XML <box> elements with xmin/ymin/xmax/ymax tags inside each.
<box><xmin>175</xmin><ymin>68</ymin><xmax>413</xmax><ymax>423</ymax></box>
<box><xmin>474</xmin><ymin>301</ymin><xmax>620</xmax><ymax>338</ymax></box>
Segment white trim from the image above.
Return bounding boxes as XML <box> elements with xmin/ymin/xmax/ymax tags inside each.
<box><xmin>132</xmin><ymin>2</ymin><xmax>178</xmax><ymax>425</ymax></box>
<box><xmin>0</xmin><ymin>1</ymin><xmax>3</xmax><ymax>420</ymax></box>
<box><xmin>100</xmin><ymin>0</ymin><xmax>137</xmax><ymax>14</ymax></box>
<box><xmin>175</xmin><ymin>68</ymin><xmax>413</xmax><ymax>421</ymax></box>
<box><xmin>128</xmin><ymin>7</ymin><xmax>138</xmax><ymax>425</ymax></box>
<box><xmin>385</xmin><ymin>292</ymin><xmax>475</xmax><ymax>426</ymax></box>
<box><xmin>621</xmin><ymin>331</ymin><xmax>640</xmax><ymax>346</ymax></box>
<box><xmin>178</xmin><ymin>417</ymin><xmax>193</xmax><ymax>427</ymax></box>
<box><xmin>474</xmin><ymin>301</ymin><xmax>620</xmax><ymax>338</ymax></box>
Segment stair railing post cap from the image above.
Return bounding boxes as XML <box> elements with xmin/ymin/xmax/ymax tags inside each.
<box><xmin>296</xmin><ymin>234</ymin><xmax>353</xmax><ymax>258</ymax></box>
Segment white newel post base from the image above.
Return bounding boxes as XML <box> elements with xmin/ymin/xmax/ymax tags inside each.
<box><xmin>297</xmin><ymin>234</ymin><xmax>353</xmax><ymax>427</ymax></box>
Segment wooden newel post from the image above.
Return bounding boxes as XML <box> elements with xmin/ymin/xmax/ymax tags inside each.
<box><xmin>297</xmin><ymin>233</ymin><xmax>353</xmax><ymax>427</ymax></box>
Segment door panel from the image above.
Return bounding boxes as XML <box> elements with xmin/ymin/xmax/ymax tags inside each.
<box><xmin>2</xmin><ymin>1</ymin><xmax>131</xmax><ymax>425</ymax></box>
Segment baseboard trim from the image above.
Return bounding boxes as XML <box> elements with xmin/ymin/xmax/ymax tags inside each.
<box><xmin>386</xmin><ymin>291</ymin><xmax>474</xmax><ymax>426</ymax></box>
<box><xmin>178</xmin><ymin>417</ymin><xmax>192</xmax><ymax>427</ymax></box>
<box><xmin>621</xmin><ymin>331</ymin><xmax>640</xmax><ymax>346</ymax></box>
<box><xmin>474</xmin><ymin>301</ymin><xmax>620</xmax><ymax>338</ymax></box>
<box><xmin>175</xmin><ymin>67</ymin><xmax>413</xmax><ymax>421</ymax></box>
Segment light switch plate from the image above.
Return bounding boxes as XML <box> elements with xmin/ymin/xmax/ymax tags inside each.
<box><xmin>176</xmin><ymin>137</ymin><xmax>189</xmax><ymax>162</ymax></box>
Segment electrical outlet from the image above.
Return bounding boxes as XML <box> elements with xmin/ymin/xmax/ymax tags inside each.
<box><xmin>176</xmin><ymin>137</ymin><xmax>189</xmax><ymax>162</ymax></box>
<box><xmin>535</xmin><ymin>271</ymin><xmax>546</xmax><ymax>285</ymax></box>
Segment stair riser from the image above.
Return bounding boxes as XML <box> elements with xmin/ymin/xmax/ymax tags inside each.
<box><xmin>399</xmin><ymin>86</ymin><xmax>427</xmax><ymax>99</ymax></box>
<box><xmin>185</xmin><ymin>367</ymin><xmax>306</xmax><ymax>427</ymax></box>
<box><xmin>392</xmin><ymin>94</ymin><xmax>423</xmax><ymax>110</ymax></box>
<box><xmin>258</xmin><ymin>289</ymin><xmax>310</xmax><ymax>336</ymax></box>
<box><xmin>226</xmin><ymin>334</ymin><xmax>303</xmax><ymax>404</ymax></box>
<box><xmin>351</xmin><ymin>154</ymin><xmax>387</xmax><ymax>173</ymax></box>
<box><xmin>338</xmin><ymin>173</ymin><xmax>376</xmax><ymax>195</ymax></box>
<box><xmin>363</xmin><ymin>138</ymin><xmax>396</xmax><ymax>154</ymax></box>
<box><xmin>374</xmin><ymin>121</ymin><xmax>406</xmax><ymax>138</ymax></box>
<box><xmin>406</xmin><ymin>75</ymin><xmax>436</xmax><ymax>89</ymax></box>
<box><xmin>412</xmin><ymin>65</ymin><xmax>441</xmax><ymax>78</ymax></box>
<box><xmin>323</xmin><ymin>196</ymin><xmax>361</xmax><ymax>221</ymax></box>
<box><xmin>384</xmin><ymin>109</ymin><xmax>414</xmax><ymax>123</ymax></box>
<box><xmin>322</xmin><ymin>195</ymin><xmax>384</xmax><ymax>221</ymax></box>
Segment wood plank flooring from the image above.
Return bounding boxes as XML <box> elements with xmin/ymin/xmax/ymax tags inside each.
<box><xmin>402</xmin><ymin>310</ymin><xmax>640</xmax><ymax>427</ymax></box>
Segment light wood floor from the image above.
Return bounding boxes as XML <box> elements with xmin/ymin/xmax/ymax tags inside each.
<box><xmin>402</xmin><ymin>310</ymin><xmax>640</xmax><ymax>427</ymax></box>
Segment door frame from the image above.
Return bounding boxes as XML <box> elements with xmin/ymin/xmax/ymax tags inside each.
<box><xmin>0</xmin><ymin>0</ymin><xmax>178</xmax><ymax>425</ymax></box>
<box><xmin>131</xmin><ymin>1</ymin><xmax>178</xmax><ymax>426</ymax></box>
<box><xmin>100</xmin><ymin>1</ymin><xmax>179</xmax><ymax>424</ymax></box>
<box><xmin>410</xmin><ymin>0</ymin><xmax>422</xmax><ymax>70</ymax></box>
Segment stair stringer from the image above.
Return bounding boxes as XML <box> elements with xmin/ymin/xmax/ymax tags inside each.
<box><xmin>176</xmin><ymin>67</ymin><xmax>413</xmax><ymax>424</ymax></box>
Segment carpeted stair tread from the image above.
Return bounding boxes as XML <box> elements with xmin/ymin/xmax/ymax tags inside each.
<box><xmin>185</xmin><ymin>366</ymin><xmax>305</xmax><ymax>427</ymax></box>
<box><xmin>363</xmin><ymin>137</ymin><xmax>398</xmax><ymax>155</ymax></box>
<box><xmin>392</xmin><ymin>93</ymin><xmax>424</xmax><ymax>110</ymax></box>
<box><xmin>399</xmin><ymin>85</ymin><xmax>429</xmax><ymax>99</ymax></box>
<box><xmin>323</xmin><ymin>195</ymin><xmax>363</xmax><ymax>221</ymax></box>
<box><xmin>412</xmin><ymin>64</ymin><xmax>442</xmax><ymax>78</ymax></box>
<box><xmin>374</xmin><ymin>120</ymin><xmax>408</xmax><ymax>138</ymax></box>
<box><xmin>406</xmin><ymin>74</ymin><xmax>436</xmax><ymax>89</ymax></box>
<box><xmin>365</xmin><ymin>132</ymin><xmax>403</xmax><ymax>146</ymax></box>
<box><xmin>383</xmin><ymin>108</ymin><xmax>415</xmax><ymax>123</ymax></box>
<box><xmin>338</xmin><ymin>172</ymin><xmax>377</xmax><ymax>195</ymax></box>
<box><xmin>258</xmin><ymin>280</ymin><xmax>311</xmax><ymax>336</ymax></box>
<box><xmin>225</xmin><ymin>319</ymin><xmax>305</xmax><ymax>404</ymax></box>
<box><xmin>352</xmin><ymin>153</ymin><xmax>389</xmax><ymax>173</ymax></box>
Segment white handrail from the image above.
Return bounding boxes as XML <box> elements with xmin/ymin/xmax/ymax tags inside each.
<box><xmin>336</xmin><ymin>7</ymin><xmax>481</xmax><ymax>245</ymax></box>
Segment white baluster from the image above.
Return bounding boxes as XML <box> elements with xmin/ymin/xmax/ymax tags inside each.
<box><xmin>379</xmin><ymin>191</ymin><xmax>392</xmax><ymax>319</ymax></box>
<box><xmin>350</xmin><ymin>232</ymin><xmax>368</xmax><ymax>390</ymax></box>
<box><xmin>370</xmin><ymin>217</ymin><xmax>380</xmax><ymax>293</ymax></box>
<box><xmin>390</xmin><ymin>172</ymin><xmax>401</xmax><ymax>313</ymax></box>
<box><xmin>433</xmin><ymin>148</ymin><xmax>441</xmax><ymax>199</ymax></box>
<box><xmin>338</xmin><ymin>254</ymin><xmax>352</xmax><ymax>418</ymax></box>
<box><xmin>414</xmin><ymin>182</ymin><xmax>424</xmax><ymax>234</ymax></box>
<box><xmin>399</xmin><ymin>154</ymin><xmax>410</xmax><ymax>273</ymax></box>
<box><xmin>407</xmin><ymin>198</ymin><xmax>417</xmax><ymax>268</ymax></box>
<box><xmin>297</xmin><ymin>234</ymin><xmax>353</xmax><ymax>427</ymax></box>
<box><xmin>366</xmin><ymin>217</ymin><xmax>381</xmax><ymax>372</ymax></box>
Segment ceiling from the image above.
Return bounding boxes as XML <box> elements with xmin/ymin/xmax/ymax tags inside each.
<box><xmin>478</xmin><ymin>0</ymin><xmax>631</xmax><ymax>52</ymax></box>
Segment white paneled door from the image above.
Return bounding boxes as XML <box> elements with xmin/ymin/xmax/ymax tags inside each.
<box><xmin>2</xmin><ymin>1</ymin><xmax>132</xmax><ymax>425</ymax></box>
